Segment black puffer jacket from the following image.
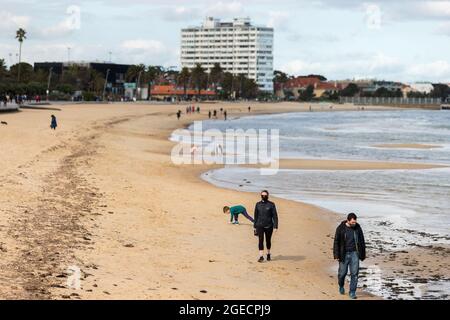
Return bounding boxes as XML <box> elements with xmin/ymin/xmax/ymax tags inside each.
<box><xmin>254</xmin><ymin>200</ymin><xmax>278</xmax><ymax>229</ymax></box>
<box><xmin>333</xmin><ymin>221</ymin><xmax>366</xmax><ymax>262</ymax></box>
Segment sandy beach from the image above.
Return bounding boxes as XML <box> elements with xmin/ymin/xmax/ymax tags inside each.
<box><xmin>246</xmin><ymin>159</ymin><xmax>447</xmax><ymax>171</ymax></box>
<box><xmin>373</xmin><ymin>144</ymin><xmax>443</xmax><ymax>150</ymax></box>
<box><xmin>0</xmin><ymin>102</ymin><xmax>446</xmax><ymax>300</ymax></box>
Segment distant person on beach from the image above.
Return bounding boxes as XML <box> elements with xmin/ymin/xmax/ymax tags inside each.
<box><xmin>254</xmin><ymin>190</ymin><xmax>278</xmax><ymax>263</ymax></box>
<box><xmin>213</xmin><ymin>110</ymin><xmax>217</xmax><ymax>118</ymax></box>
<box><xmin>208</xmin><ymin>110</ymin><xmax>212</xmax><ymax>119</ymax></box>
<box><xmin>50</xmin><ymin>115</ymin><xmax>58</xmax><ymax>130</ymax></box>
<box><xmin>333</xmin><ymin>213</ymin><xmax>366</xmax><ymax>300</ymax></box>
<box><xmin>248</xmin><ymin>106</ymin><xmax>251</xmax><ymax>112</ymax></box>
<box><xmin>215</xmin><ymin>143</ymin><xmax>223</xmax><ymax>156</ymax></box>
<box><xmin>197</xmin><ymin>107</ymin><xmax>200</xmax><ymax>113</ymax></box>
<box><xmin>224</xmin><ymin>110</ymin><xmax>227</xmax><ymax>120</ymax></box>
<box><xmin>224</xmin><ymin>205</ymin><xmax>254</xmax><ymax>225</ymax></box>
<box><xmin>177</xmin><ymin>110</ymin><xmax>181</xmax><ymax>120</ymax></box>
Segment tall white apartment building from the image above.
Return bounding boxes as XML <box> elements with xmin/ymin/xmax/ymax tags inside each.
<box><xmin>181</xmin><ymin>17</ymin><xmax>274</xmax><ymax>92</ymax></box>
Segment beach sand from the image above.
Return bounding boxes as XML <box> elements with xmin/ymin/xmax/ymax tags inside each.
<box><xmin>0</xmin><ymin>102</ymin><xmax>439</xmax><ymax>300</ymax></box>
<box><xmin>245</xmin><ymin>159</ymin><xmax>447</xmax><ymax>171</ymax></box>
<box><xmin>373</xmin><ymin>144</ymin><xmax>443</xmax><ymax>150</ymax></box>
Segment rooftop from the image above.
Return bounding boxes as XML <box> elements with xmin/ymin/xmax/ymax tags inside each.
<box><xmin>183</xmin><ymin>17</ymin><xmax>272</xmax><ymax>30</ymax></box>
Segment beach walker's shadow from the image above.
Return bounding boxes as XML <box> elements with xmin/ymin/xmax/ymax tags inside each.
<box><xmin>273</xmin><ymin>255</ymin><xmax>306</xmax><ymax>262</ymax></box>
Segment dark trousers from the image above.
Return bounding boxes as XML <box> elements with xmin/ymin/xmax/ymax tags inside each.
<box><xmin>256</xmin><ymin>227</ymin><xmax>273</xmax><ymax>251</ymax></box>
<box><xmin>338</xmin><ymin>251</ymin><xmax>360</xmax><ymax>293</ymax></box>
<box><xmin>233</xmin><ymin>209</ymin><xmax>254</xmax><ymax>223</ymax></box>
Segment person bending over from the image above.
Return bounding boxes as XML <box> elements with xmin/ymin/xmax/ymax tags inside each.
<box><xmin>223</xmin><ymin>205</ymin><xmax>254</xmax><ymax>225</ymax></box>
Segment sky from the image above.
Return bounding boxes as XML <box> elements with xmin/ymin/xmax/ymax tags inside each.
<box><xmin>0</xmin><ymin>0</ymin><xmax>449</xmax><ymax>82</ymax></box>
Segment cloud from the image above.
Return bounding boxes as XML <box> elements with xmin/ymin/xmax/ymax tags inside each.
<box><xmin>0</xmin><ymin>10</ymin><xmax>30</xmax><ymax>31</ymax></box>
<box><xmin>162</xmin><ymin>1</ymin><xmax>244</xmax><ymax>23</ymax></box>
<box><xmin>119</xmin><ymin>39</ymin><xmax>176</xmax><ymax>65</ymax></box>
<box><xmin>280</xmin><ymin>53</ymin><xmax>404</xmax><ymax>80</ymax></box>
<box><xmin>280</xmin><ymin>52</ymin><xmax>450</xmax><ymax>82</ymax></box>
<box><xmin>286</xmin><ymin>32</ymin><xmax>340</xmax><ymax>43</ymax></box>
<box><xmin>407</xmin><ymin>60</ymin><xmax>450</xmax><ymax>80</ymax></box>
<box><xmin>163</xmin><ymin>6</ymin><xmax>200</xmax><ymax>22</ymax></box>
<box><xmin>121</xmin><ymin>39</ymin><xmax>167</xmax><ymax>52</ymax></box>
<box><xmin>436</xmin><ymin>21</ymin><xmax>450</xmax><ymax>36</ymax></box>
<box><xmin>267</xmin><ymin>11</ymin><xmax>290</xmax><ymax>31</ymax></box>
<box><xmin>205</xmin><ymin>1</ymin><xmax>243</xmax><ymax>17</ymax></box>
<box><xmin>413</xmin><ymin>1</ymin><xmax>450</xmax><ymax>20</ymax></box>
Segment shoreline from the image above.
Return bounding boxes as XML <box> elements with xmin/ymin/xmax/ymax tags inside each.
<box><xmin>194</xmin><ymin>107</ymin><xmax>450</xmax><ymax>300</ymax></box>
<box><xmin>1</xmin><ymin>102</ymin><xmax>446</xmax><ymax>300</ymax></box>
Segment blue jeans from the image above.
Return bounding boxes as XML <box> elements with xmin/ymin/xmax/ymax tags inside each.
<box><xmin>338</xmin><ymin>251</ymin><xmax>360</xmax><ymax>293</ymax></box>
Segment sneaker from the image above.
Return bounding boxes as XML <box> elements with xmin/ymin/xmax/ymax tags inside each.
<box><xmin>267</xmin><ymin>254</ymin><xmax>271</xmax><ymax>261</ymax></box>
<box><xmin>339</xmin><ymin>287</ymin><xmax>345</xmax><ymax>295</ymax></box>
<box><xmin>349</xmin><ymin>292</ymin><xmax>357</xmax><ymax>300</ymax></box>
<box><xmin>258</xmin><ymin>256</ymin><xmax>264</xmax><ymax>263</ymax></box>
<box><xmin>233</xmin><ymin>221</ymin><xmax>240</xmax><ymax>225</ymax></box>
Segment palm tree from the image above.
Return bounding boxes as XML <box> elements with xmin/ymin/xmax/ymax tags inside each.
<box><xmin>177</xmin><ymin>67</ymin><xmax>191</xmax><ymax>100</ymax></box>
<box><xmin>191</xmin><ymin>63</ymin><xmax>206</xmax><ymax>97</ymax></box>
<box><xmin>0</xmin><ymin>58</ymin><xmax>7</xmax><ymax>80</ymax></box>
<box><xmin>145</xmin><ymin>66</ymin><xmax>163</xmax><ymax>100</ymax></box>
<box><xmin>16</xmin><ymin>28</ymin><xmax>27</xmax><ymax>82</ymax></box>
<box><xmin>209</xmin><ymin>63</ymin><xmax>223</xmax><ymax>95</ymax></box>
<box><xmin>125</xmin><ymin>64</ymin><xmax>146</xmax><ymax>99</ymax></box>
<box><xmin>125</xmin><ymin>64</ymin><xmax>146</xmax><ymax>83</ymax></box>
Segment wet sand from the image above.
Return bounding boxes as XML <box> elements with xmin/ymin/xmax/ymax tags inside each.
<box><xmin>244</xmin><ymin>159</ymin><xmax>447</xmax><ymax>171</ymax></box>
<box><xmin>373</xmin><ymin>144</ymin><xmax>443</xmax><ymax>150</ymax></box>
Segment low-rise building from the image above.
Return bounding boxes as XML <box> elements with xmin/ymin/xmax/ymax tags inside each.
<box><xmin>151</xmin><ymin>85</ymin><xmax>216</xmax><ymax>100</ymax></box>
<box><xmin>34</xmin><ymin>61</ymin><xmax>131</xmax><ymax>95</ymax></box>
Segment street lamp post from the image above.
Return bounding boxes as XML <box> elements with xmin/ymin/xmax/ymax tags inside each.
<box><xmin>103</xmin><ymin>68</ymin><xmax>111</xmax><ymax>101</ymax></box>
<box><xmin>136</xmin><ymin>70</ymin><xmax>143</xmax><ymax>101</ymax></box>
<box><xmin>47</xmin><ymin>67</ymin><xmax>53</xmax><ymax>102</ymax></box>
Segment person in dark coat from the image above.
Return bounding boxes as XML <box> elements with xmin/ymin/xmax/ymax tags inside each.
<box><xmin>254</xmin><ymin>190</ymin><xmax>278</xmax><ymax>263</ymax></box>
<box><xmin>50</xmin><ymin>115</ymin><xmax>58</xmax><ymax>130</ymax></box>
<box><xmin>333</xmin><ymin>213</ymin><xmax>366</xmax><ymax>299</ymax></box>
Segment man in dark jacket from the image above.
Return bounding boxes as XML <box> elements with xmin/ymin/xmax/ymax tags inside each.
<box><xmin>254</xmin><ymin>190</ymin><xmax>278</xmax><ymax>263</ymax></box>
<box><xmin>333</xmin><ymin>213</ymin><xmax>366</xmax><ymax>299</ymax></box>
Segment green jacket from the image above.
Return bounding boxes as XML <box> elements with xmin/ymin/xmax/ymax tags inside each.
<box><xmin>230</xmin><ymin>205</ymin><xmax>247</xmax><ymax>221</ymax></box>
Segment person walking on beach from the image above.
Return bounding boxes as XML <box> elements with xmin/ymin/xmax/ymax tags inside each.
<box><xmin>208</xmin><ymin>110</ymin><xmax>212</xmax><ymax>119</ymax></box>
<box><xmin>333</xmin><ymin>213</ymin><xmax>366</xmax><ymax>299</ymax></box>
<box><xmin>248</xmin><ymin>106</ymin><xmax>251</xmax><ymax>113</ymax></box>
<box><xmin>50</xmin><ymin>115</ymin><xmax>58</xmax><ymax>130</ymax></box>
<box><xmin>177</xmin><ymin>110</ymin><xmax>182</xmax><ymax>120</ymax></box>
<box><xmin>254</xmin><ymin>190</ymin><xmax>278</xmax><ymax>263</ymax></box>
<box><xmin>224</xmin><ymin>205</ymin><xmax>254</xmax><ymax>225</ymax></box>
<box><xmin>224</xmin><ymin>110</ymin><xmax>227</xmax><ymax>121</ymax></box>
<box><xmin>213</xmin><ymin>110</ymin><xmax>217</xmax><ymax>119</ymax></box>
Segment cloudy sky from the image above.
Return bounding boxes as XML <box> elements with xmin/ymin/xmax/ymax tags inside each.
<box><xmin>0</xmin><ymin>0</ymin><xmax>449</xmax><ymax>82</ymax></box>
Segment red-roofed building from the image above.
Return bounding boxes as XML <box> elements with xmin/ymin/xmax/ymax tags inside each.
<box><xmin>276</xmin><ymin>76</ymin><xmax>344</xmax><ymax>99</ymax></box>
<box><xmin>151</xmin><ymin>85</ymin><xmax>216</xmax><ymax>100</ymax></box>
<box><xmin>314</xmin><ymin>82</ymin><xmax>345</xmax><ymax>97</ymax></box>
<box><xmin>284</xmin><ymin>77</ymin><xmax>322</xmax><ymax>90</ymax></box>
